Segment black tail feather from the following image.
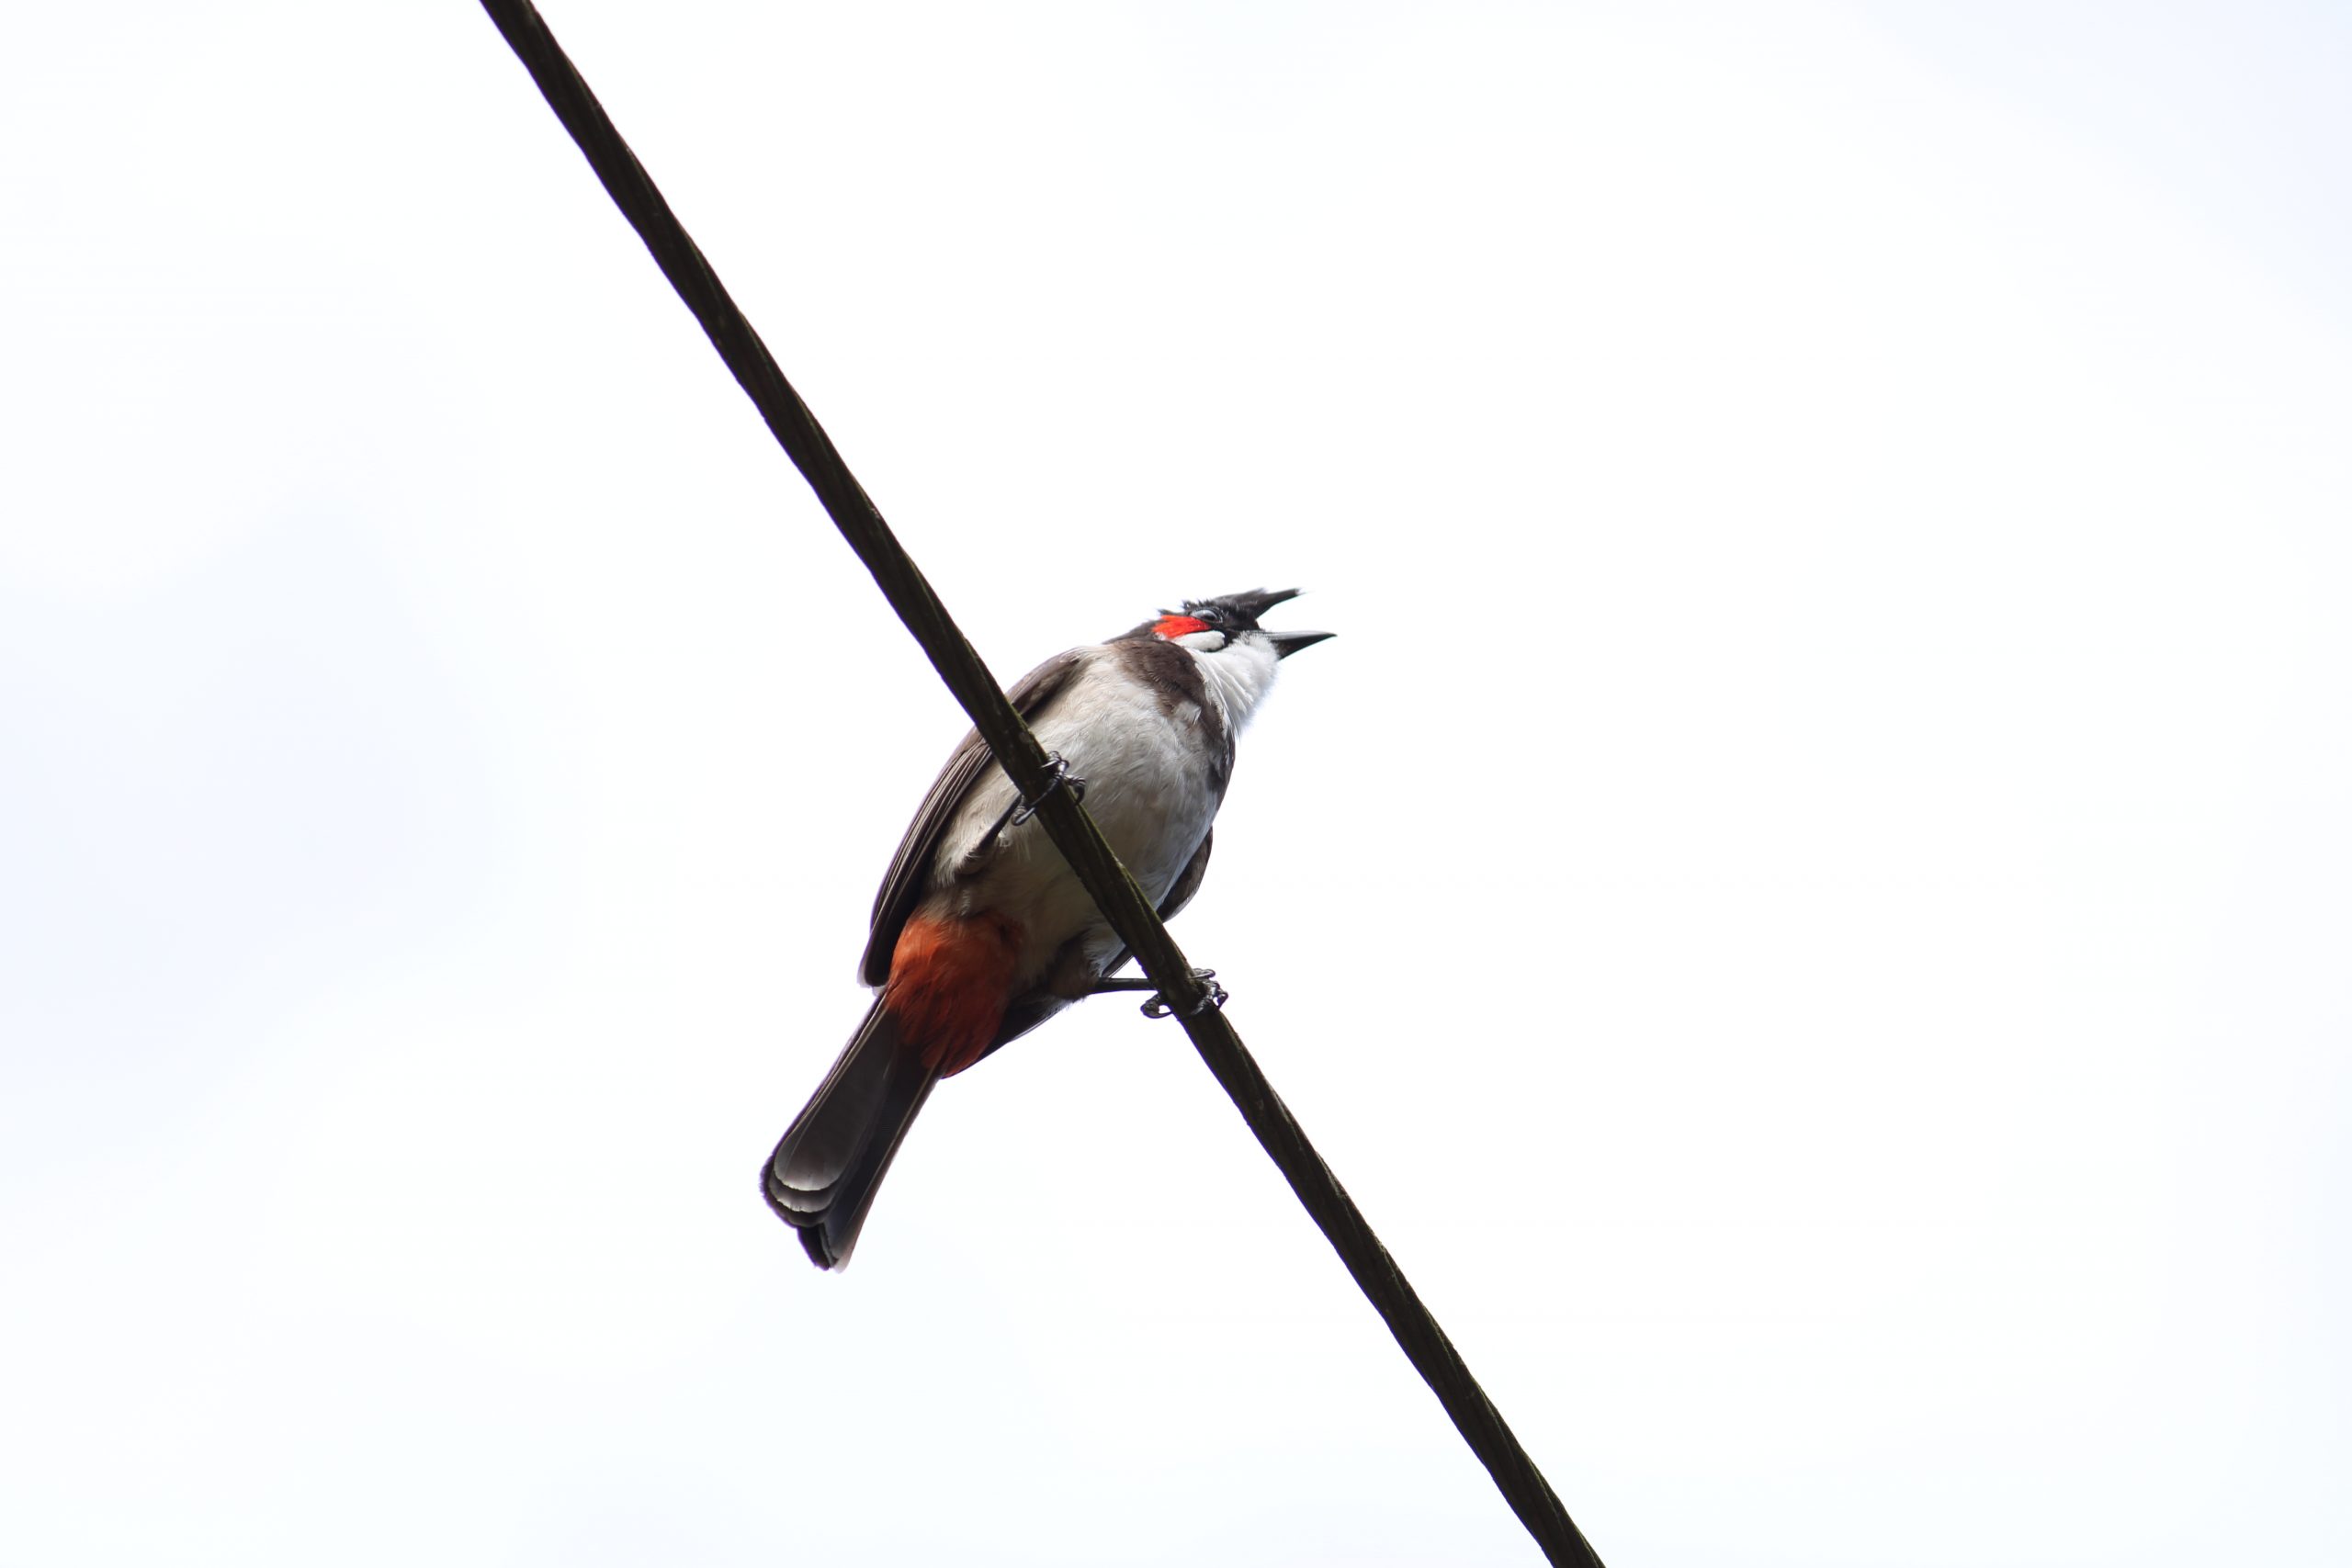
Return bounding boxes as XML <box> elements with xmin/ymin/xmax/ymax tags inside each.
<box><xmin>761</xmin><ymin>1001</ymin><xmax>937</xmax><ymax>1269</ymax></box>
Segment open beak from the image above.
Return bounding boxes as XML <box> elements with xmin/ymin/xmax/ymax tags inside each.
<box><xmin>1270</xmin><ymin>630</ymin><xmax>1335</xmax><ymax>660</ymax></box>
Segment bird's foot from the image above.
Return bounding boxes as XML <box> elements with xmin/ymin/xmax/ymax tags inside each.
<box><xmin>1012</xmin><ymin>752</ymin><xmax>1087</xmax><ymax>825</ymax></box>
<box><xmin>1099</xmin><ymin>967</ymin><xmax>1226</xmax><ymax>1019</ymax></box>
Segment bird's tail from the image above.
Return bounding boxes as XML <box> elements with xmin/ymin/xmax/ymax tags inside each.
<box><xmin>761</xmin><ymin>999</ymin><xmax>938</xmax><ymax>1269</ymax></box>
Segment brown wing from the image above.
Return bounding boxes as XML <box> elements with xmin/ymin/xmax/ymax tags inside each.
<box><xmin>859</xmin><ymin>649</ymin><xmax>1086</xmax><ymax>987</ymax></box>
<box><xmin>1157</xmin><ymin>826</ymin><xmax>1215</xmax><ymax>924</ymax></box>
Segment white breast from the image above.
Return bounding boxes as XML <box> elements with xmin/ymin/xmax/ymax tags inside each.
<box><xmin>924</xmin><ymin>648</ymin><xmax>1238</xmax><ymax>985</ymax></box>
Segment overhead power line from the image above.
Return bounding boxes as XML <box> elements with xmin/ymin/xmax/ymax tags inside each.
<box><xmin>474</xmin><ymin>5</ymin><xmax>1606</xmax><ymax>1562</ymax></box>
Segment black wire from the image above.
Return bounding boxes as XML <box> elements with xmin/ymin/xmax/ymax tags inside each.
<box><xmin>473</xmin><ymin>5</ymin><xmax>1606</xmax><ymax>1562</ymax></box>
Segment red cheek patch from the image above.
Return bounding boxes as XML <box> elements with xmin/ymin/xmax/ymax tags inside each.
<box><xmin>1153</xmin><ymin>615</ymin><xmax>1211</xmax><ymax>639</ymax></box>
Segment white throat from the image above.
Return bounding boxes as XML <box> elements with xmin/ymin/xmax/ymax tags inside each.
<box><xmin>1177</xmin><ymin>631</ymin><xmax>1281</xmax><ymax>731</ymax></box>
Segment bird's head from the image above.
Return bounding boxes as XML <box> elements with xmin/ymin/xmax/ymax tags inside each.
<box><xmin>1143</xmin><ymin>586</ymin><xmax>1334</xmax><ymax>661</ymax></box>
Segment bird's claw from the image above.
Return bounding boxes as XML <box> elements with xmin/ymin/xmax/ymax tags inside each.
<box><xmin>1012</xmin><ymin>753</ymin><xmax>1087</xmax><ymax>825</ymax></box>
<box><xmin>1140</xmin><ymin>969</ymin><xmax>1227</xmax><ymax>1019</ymax></box>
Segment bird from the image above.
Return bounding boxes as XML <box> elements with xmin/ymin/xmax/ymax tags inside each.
<box><xmin>760</xmin><ymin>587</ymin><xmax>1333</xmax><ymax>1269</ymax></box>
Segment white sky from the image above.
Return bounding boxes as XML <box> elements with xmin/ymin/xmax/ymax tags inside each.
<box><xmin>5</xmin><ymin>2</ymin><xmax>2348</xmax><ymax>1563</ymax></box>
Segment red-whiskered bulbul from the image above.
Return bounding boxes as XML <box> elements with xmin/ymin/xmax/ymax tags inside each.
<box><xmin>762</xmin><ymin>587</ymin><xmax>1332</xmax><ymax>1269</ymax></box>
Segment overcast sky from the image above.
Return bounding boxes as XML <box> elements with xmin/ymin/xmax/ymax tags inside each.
<box><xmin>5</xmin><ymin>3</ymin><xmax>2348</xmax><ymax>1564</ymax></box>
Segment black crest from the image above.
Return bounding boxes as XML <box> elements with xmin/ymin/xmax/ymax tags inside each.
<box><xmin>1175</xmin><ymin>587</ymin><xmax>1304</xmax><ymax>631</ymax></box>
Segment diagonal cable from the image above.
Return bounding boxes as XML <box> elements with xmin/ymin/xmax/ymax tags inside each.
<box><xmin>473</xmin><ymin>5</ymin><xmax>1605</xmax><ymax>1563</ymax></box>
